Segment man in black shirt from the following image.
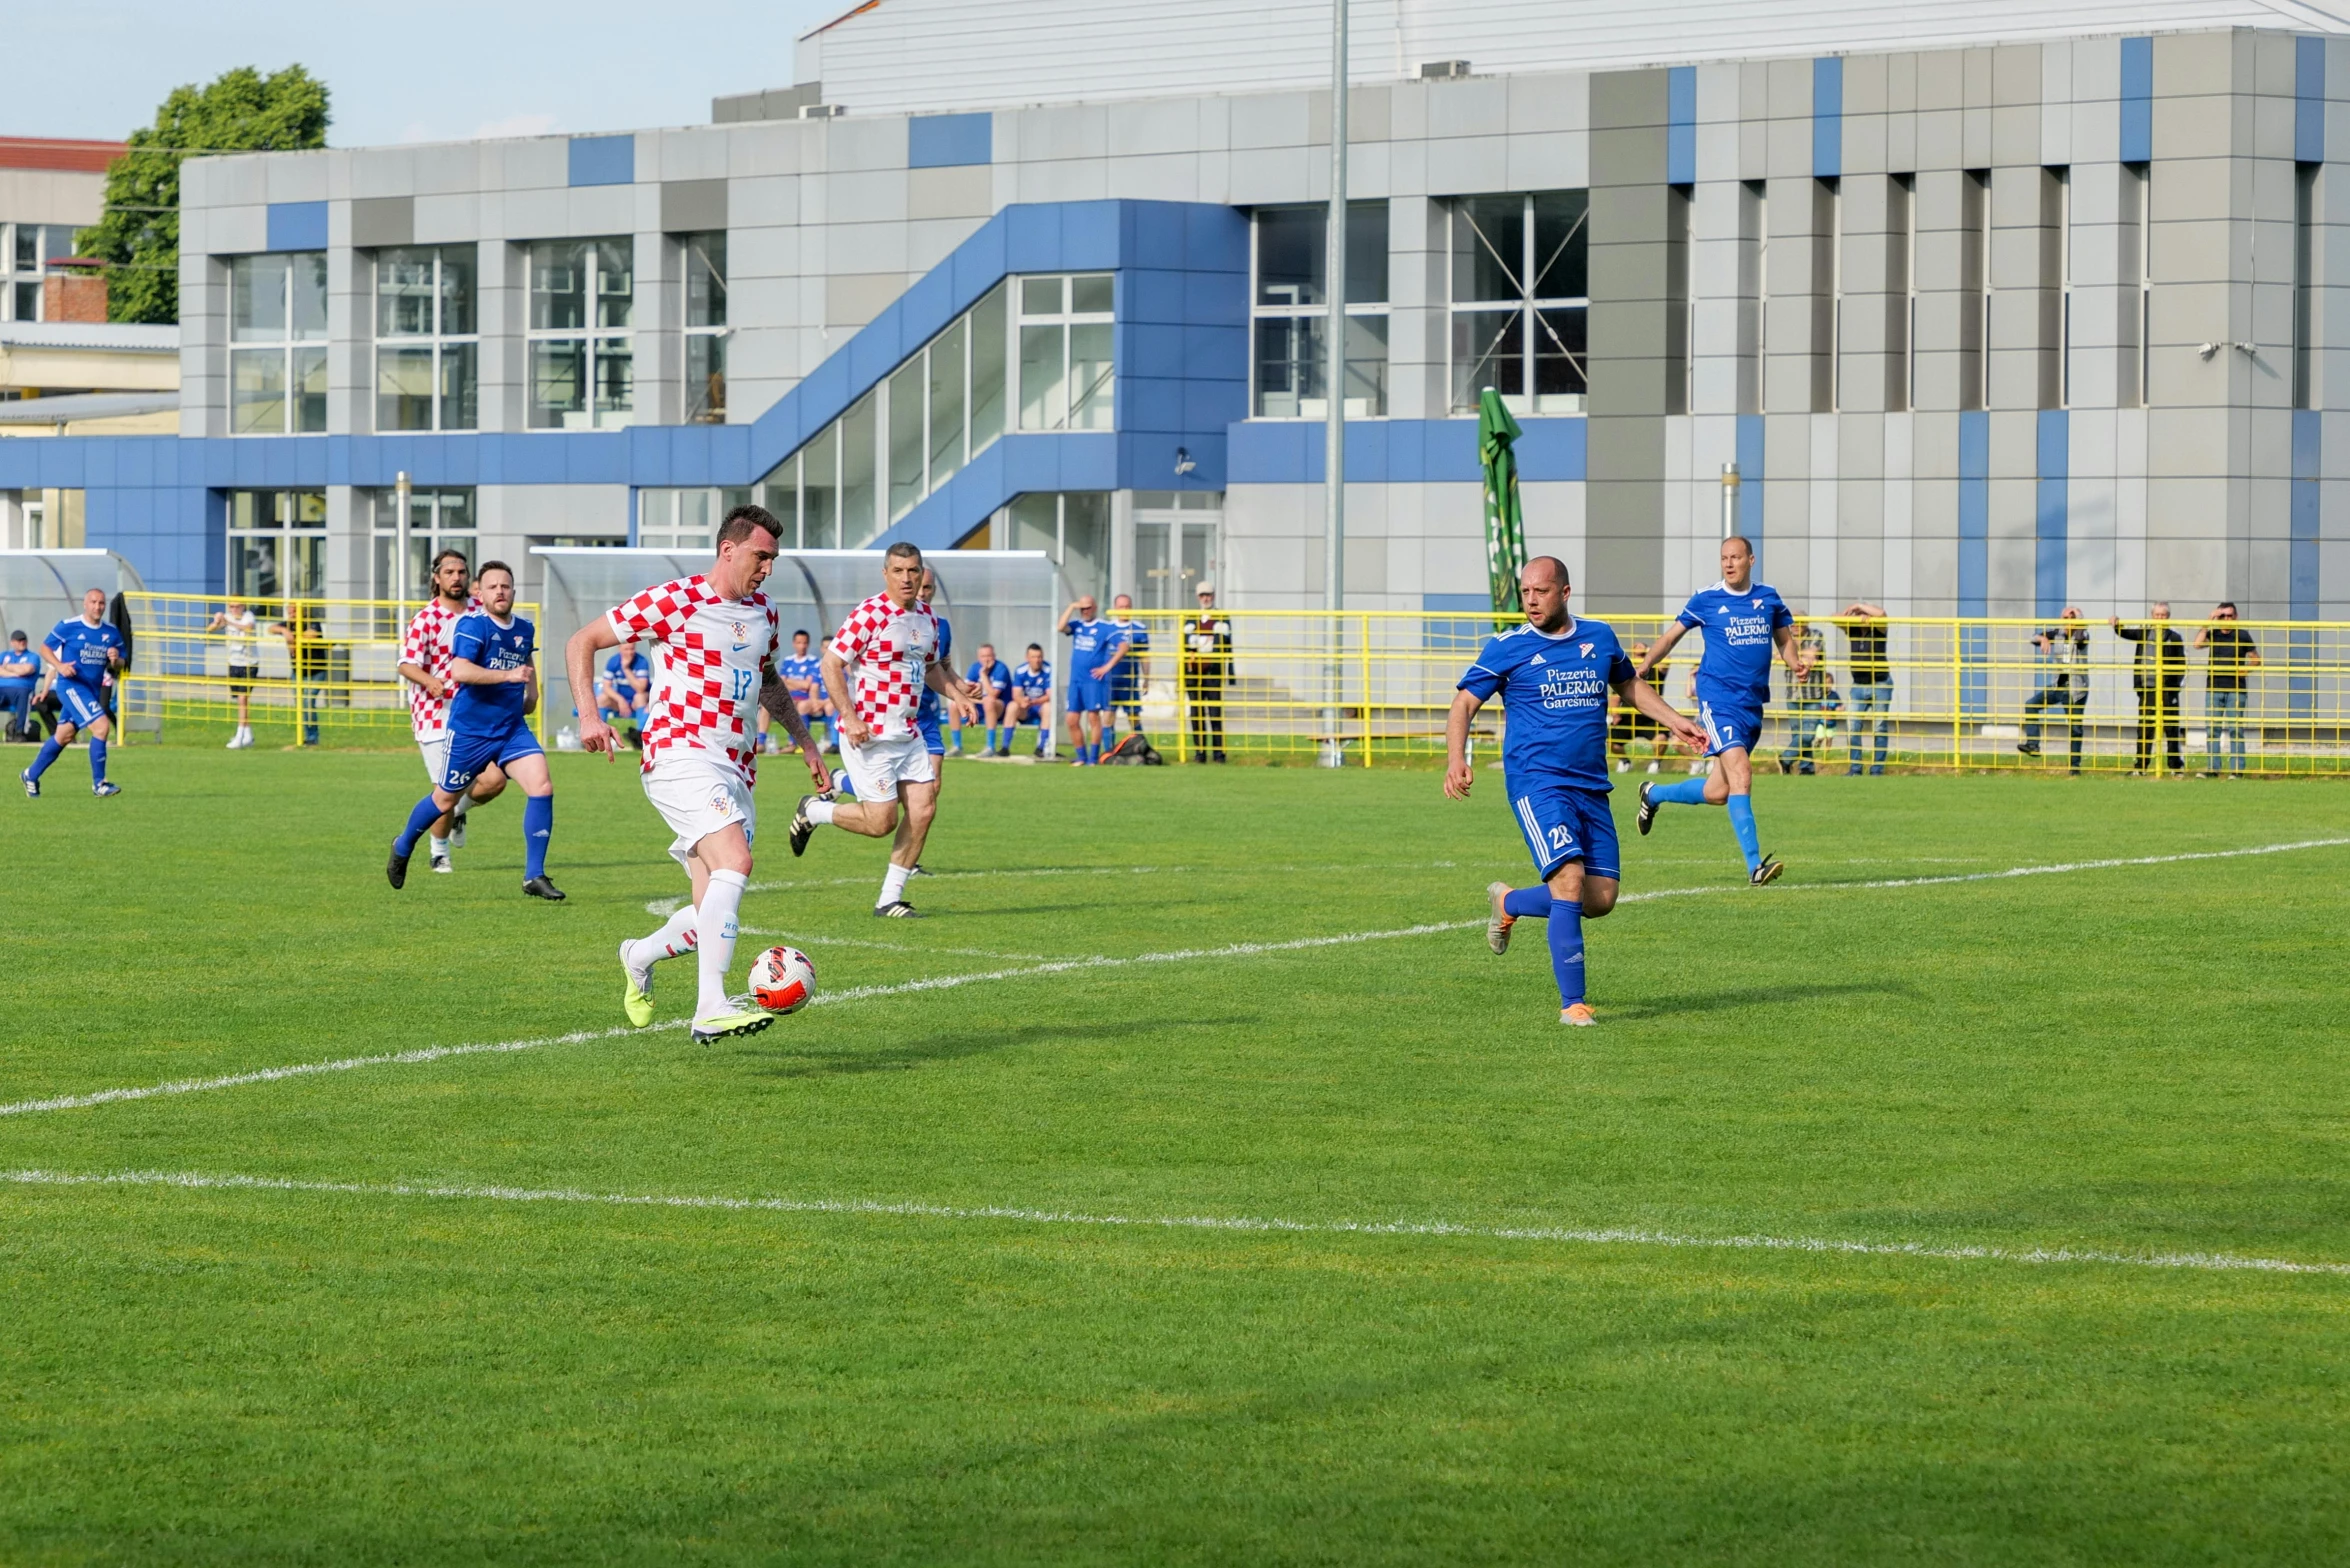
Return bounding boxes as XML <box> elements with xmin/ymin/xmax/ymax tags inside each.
<box><xmin>2111</xmin><ymin>602</ymin><xmax>2186</xmax><ymax>774</ymax></box>
<box><xmin>2019</xmin><ymin>607</ymin><xmax>2090</xmax><ymax>774</ymax></box>
<box><xmin>2194</xmin><ymin>600</ymin><xmax>2261</xmax><ymax>776</ymax></box>
<box><xmin>1180</xmin><ymin>583</ymin><xmax>1232</xmax><ymax>764</ymax></box>
<box><xmin>1838</xmin><ymin>601</ymin><xmax>1892</xmax><ymax>775</ymax></box>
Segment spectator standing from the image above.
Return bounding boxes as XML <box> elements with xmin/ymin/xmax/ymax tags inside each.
<box><xmin>1778</xmin><ymin>622</ymin><xmax>1831</xmax><ymax>774</ymax></box>
<box><xmin>205</xmin><ymin>600</ymin><xmax>260</xmax><ymax>748</ymax></box>
<box><xmin>0</xmin><ymin>631</ymin><xmax>39</xmax><ymax>741</ymax></box>
<box><xmin>1059</xmin><ymin>596</ymin><xmax>1126</xmax><ymax>766</ymax></box>
<box><xmin>278</xmin><ymin>602</ymin><xmax>329</xmax><ymax>747</ymax></box>
<box><xmin>2018</xmin><ymin>608</ymin><xmax>2091</xmax><ymax>774</ymax></box>
<box><xmin>2112</xmin><ymin>603</ymin><xmax>2186</xmax><ymax>775</ymax></box>
<box><xmin>1180</xmin><ymin>582</ymin><xmax>1231</xmax><ymax>764</ymax></box>
<box><xmin>1839</xmin><ymin>601</ymin><xmax>1893</xmax><ymax>775</ymax></box>
<box><xmin>1106</xmin><ymin>592</ymin><xmax>1150</xmax><ymax>742</ymax></box>
<box><xmin>2195</xmin><ymin>601</ymin><xmax>2261</xmax><ymax>776</ymax></box>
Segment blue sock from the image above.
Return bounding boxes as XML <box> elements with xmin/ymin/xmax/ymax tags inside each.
<box><xmin>88</xmin><ymin>736</ymin><xmax>107</xmax><ymax>784</ymax></box>
<box><xmin>27</xmin><ymin>736</ymin><xmax>63</xmax><ymax>781</ymax></box>
<box><xmin>1726</xmin><ymin>794</ymin><xmax>1762</xmax><ymax>873</ymax></box>
<box><xmin>1653</xmin><ymin>777</ymin><xmax>1710</xmax><ymax>805</ymax></box>
<box><xmin>1503</xmin><ymin>886</ymin><xmax>1552</xmax><ymax>918</ymax></box>
<box><xmin>394</xmin><ymin>794</ymin><xmax>444</xmax><ymax>857</ymax></box>
<box><xmin>523</xmin><ymin>794</ymin><xmax>554</xmax><ymax>880</ymax></box>
<box><xmin>1549</xmin><ymin>900</ymin><xmax>1586</xmax><ymax>1007</ymax></box>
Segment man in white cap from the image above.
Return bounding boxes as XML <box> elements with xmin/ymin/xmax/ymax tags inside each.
<box><xmin>1179</xmin><ymin>581</ymin><xmax>1231</xmax><ymax>763</ymax></box>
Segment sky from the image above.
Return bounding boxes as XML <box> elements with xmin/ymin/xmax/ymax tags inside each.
<box><xmin>7</xmin><ymin>0</ymin><xmax>851</xmax><ymax>148</ymax></box>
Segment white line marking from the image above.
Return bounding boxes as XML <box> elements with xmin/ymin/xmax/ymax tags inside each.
<box><xmin>743</xmin><ymin>928</ymin><xmax>1058</xmax><ymax>963</ymax></box>
<box><xmin>7</xmin><ymin>836</ymin><xmax>2342</xmax><ymax>1123</ymax></box>
<box><xmin>6</xmin><ymin>1167</ymin><xmax>2344</xmax><ymax>1280</ymax></box>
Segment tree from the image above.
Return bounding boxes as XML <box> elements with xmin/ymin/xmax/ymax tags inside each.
<box><xmin>76</xmin><ymin>66</ymin><xmax>330</xmax><ymax>325</ymax></box>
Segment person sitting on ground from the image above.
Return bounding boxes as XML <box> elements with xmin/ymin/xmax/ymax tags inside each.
<box><xmin>597</xmin><ymin>641</ymin><xmax>653</xmax><ymax>747</ymax></box>
<box><xmin>0</xmin><ymin>631</ymin><xmax>39</xmax><ymax>742</ymax></box>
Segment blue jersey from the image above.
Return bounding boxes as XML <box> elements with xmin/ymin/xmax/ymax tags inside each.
<box><xmin>779</xmin><ymin>653</ymin><xmax>823</xmax><ymax>692</ymax></box>
<box><xmin>1675</xmin><ymin>581</ymin><xmax>1793</xmax><ymax>708</ymax></box>
<box><xmin>916</xmin><ymin>615</ymin><xmax>953</xmax><ymax>724</ymax></box>
<box><xmin>1012</xmin><ymin>661</ymin><xmax>1052</xmax><ymax>700</ymax></box>
<box><xmin>1457</xmin><ymin>617</ymin><xmax>1635</xmax><ymax>793</ymax></box>
<box><xmin>968</xmin><ymin>658</ymin><xmax>1014</xmax><ymax>702</ymax></box>
<box><xmin>44</xmin><ymin>616</ymin><xmax>122</xmax><ymax>686</ymax></box>
<box><xmin>602</xmin><ymin>650</ymin><xmax>649</xmax><ymax>686</ymax></box>
<box><xmin>1063</xmin><ymin>615</ymin><xmax>1124</xmax><ymax>674</ymax></box>
<box><xmin>448</xmin><ymin>610</ymin><xmax>536</xmax><ymax>731</ymax></box>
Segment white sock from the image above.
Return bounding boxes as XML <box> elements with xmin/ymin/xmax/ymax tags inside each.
<box><xmin>625</xmin><ymin>903</ymin><xmax>700</xmax><ymax>972</ymax></box>
<box><xmin>878</xmin><ymin>862</ymin><xmax>911</xmax><ymax>908</ymax></box>
<box><xmin>452</xmin><ymin>794</ymin><xmax>471</xmax><ymax>822</ymax></box>
<box><xmin>805</xmin><ymin>798</ymin><xmax>836</xmax><ymax>825</ymax></box>
<box><xmin>428</xmin><ymin>834</ymin><xmax>449</xmax><ymax>858</ymax></box>
<box><xmin>695</xmin><ymin>869</ymin><xmax>749</xmax><ymax>1019</ymax></box>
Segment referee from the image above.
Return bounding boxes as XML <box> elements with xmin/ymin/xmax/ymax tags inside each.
<box><xmin>1180</xmin><ymin>582</ymin><xmax>1231</xmax><ymax>763</ymax></box>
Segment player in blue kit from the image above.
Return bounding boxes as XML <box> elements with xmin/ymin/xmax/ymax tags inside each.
<box><xmin>1105</xmin><ymin>593</ymin><xmax>1149</xmax><ymax>743</ymax></box>
<box><xmin>958</xmin><ymin>642</ymin><xmax>1014</xmax><ymax>756</ymax></box>
<box><xmin>22</xmin><ymin>587</ymin><xmax>125</xmax><ymax>798</ymax></box>
<box><xmin>1633</xmin><ymin>535</ymin><xmax>1808</xmax><ymax>886</ymax></box>
<box><xmin>777</xmin><ymin>629</ymin><xmax>837</xmax><ymax>752</ymax></box>
<box><xmin>1446</xmin><ymin>557</ymin><xmax>1704</xmax><ymax>1026</ymax></box>
<box><xmin>385</xmin><ymin>562</ymin><xmax>564</xmax><ymax>899</ymax></box>
<box><xmin>1009</xmin><ymin>644</ymin><xmax>1053</xmax><ymax>757</ymax></box>
<box><xmin>1060</xmin><ymin>597</ymin><xmax>1127</xmax><ymax>765</ymax></box>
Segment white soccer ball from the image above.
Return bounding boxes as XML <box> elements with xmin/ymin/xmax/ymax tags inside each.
<box><xmin>747</xmin><ymin>944</ymin><xmax>817</xmax><ymax>1015</ymax></box>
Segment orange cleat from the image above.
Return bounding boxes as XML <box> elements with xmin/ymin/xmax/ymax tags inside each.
<box><xmin>1561</xmin><ymin>1003</ymin><xmax>1597</xmax><ymax>1027</ymax></box>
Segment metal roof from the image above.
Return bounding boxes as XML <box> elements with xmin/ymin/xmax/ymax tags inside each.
<box><xmin>0</xmin><ymin>391</ymin><xmax>178</xmax><ymax>425</ymax></box>
<box><xmin>0</xmin><ymin>322</ymin><xmax>179</xmax><ymax>355</ymax></box>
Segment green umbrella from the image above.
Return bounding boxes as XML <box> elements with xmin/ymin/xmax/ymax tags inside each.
<box><xmin>1478</xmin><ymin>388</ymin><xmax>1527</xmax><ymax>631</ymax></box>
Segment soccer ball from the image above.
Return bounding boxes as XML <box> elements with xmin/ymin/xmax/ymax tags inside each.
<box><xmin>747</xmin><ymin>945</ymin><xmax>817</xmax><ymax>1014</ymax></box>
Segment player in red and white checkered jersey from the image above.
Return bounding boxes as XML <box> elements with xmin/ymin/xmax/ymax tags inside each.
<box><xmin>565</xmin><ymin>504</ymin><xmax>830</xmax><ymax>1047</ymax></box>
<box><xmin>392</xmin><ymin>548</ymin><xmax>504</xmax><ymax>872</ymax></box>
<box><xmin>788</xmin><ymin>542</ymin><xmax>980</xmax><ymax>918</ymax></box>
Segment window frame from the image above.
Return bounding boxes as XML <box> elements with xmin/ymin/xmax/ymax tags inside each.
<box><xmin>525</xmin><ymin>237</ymin><xmax>637</xmax><ymax>431</ymax></box>
<box><xmin>225</xmin><ymin>488</ymin><xmax>328</xmax><ymax>599</ymax></box>
<box><xmin>228</xmin><ymin>252</ymin><xmax>330</xmax><ymax>436</ymax></box>
<box><xmin>680</xmin><ymin>231</ymin><xmax>728</xmax><ymax>425</ymax></box>
<box><xmin>1445</xmin><ymin>192</ymin><xmax>1586</xmax><ymax>417</ymax></box>
<box><xmin>1251</xmin><ymin>202</ymin><xmax>1391</xmax><ymax>420</ymax></box>
<box><xmin>373</xmin><ymin>244</ymin><xmax>480</xmax><ymax>433</ymax></box>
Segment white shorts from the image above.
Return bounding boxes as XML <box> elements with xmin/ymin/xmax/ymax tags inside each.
<box><xmin>417</xmin><ymin>732</ymin><xmax>449</xmax><ymax>785</ymax></box>
<box><xmin>839</xmin><ymin>729</ymin><xmax>936</xmax><ymax>799</ymax></box>
<box><xmin>641</xmin><ymin>753</ymin><xmax>757</xmax><ymax>869</ymax></box>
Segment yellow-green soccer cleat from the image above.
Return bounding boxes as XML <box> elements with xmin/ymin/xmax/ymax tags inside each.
<box><xmin>690</xmin><ymin>1009</ymin><xmax>775</xmax><ymax>1046</ymax></box>
<box><xmin>619</xmin><ymin>941</ymin><xmax>654</xmax><ymax>1028</ymax></box>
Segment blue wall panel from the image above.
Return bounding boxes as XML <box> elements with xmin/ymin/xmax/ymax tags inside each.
<box><xmin>265</xmin><ymin>201</ymin><xmax>327</xmax><ymax>252</ymax></box>
<box><xmin>1667</xmin><ymin>67</ymin><xmax>1697</xmax><ymax>185</ymax></box>
<box><xmin>2034</xmin><ymin>408</ymin><xmax>2068</xmax><ymax>618</ymax></box>
<box><xmin>567</xmin><ymin>135</ymin><xmax>634</xmax><ymax>187</ymax></box>
<box><xmin>1812</xmin><ymin>57</ymin><xmax>1843</xmax><ymax>179</ymax></box>
<box><xmin>2120</xmin><ymin>37</ymin><xmax>2154</xmax><ymax>164</ymax></box>
<box><xmin>908</xmin><ymin>113</ymin><xmax>992</xmax><ymax>169</ymax></box>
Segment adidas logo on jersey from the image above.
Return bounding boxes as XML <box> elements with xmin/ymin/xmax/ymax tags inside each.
<box><xmin>1529</xmin><ymin>653</ymin><xmax>1546</xmax><ymax>666</ymax></box>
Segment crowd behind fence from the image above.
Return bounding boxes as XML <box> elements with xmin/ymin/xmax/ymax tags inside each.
<box><xmin>88</xmin><ymin>593</ymin><xmax>2350</xmax><ymax>779</ymax></box>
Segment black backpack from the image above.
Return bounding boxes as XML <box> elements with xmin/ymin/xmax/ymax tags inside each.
<box><xmin>1102</xmin><ymin>731</ymin><xmax>1164</xmax><ymax>766</ymax></box>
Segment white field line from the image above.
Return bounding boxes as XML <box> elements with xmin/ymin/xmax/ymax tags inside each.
<box><xmin>5</xmin><ymin>1166</ymin><xmax>2346</xmax><ymax>1280</ymax></box>
<box><xmin>6</xmin><ymin>836</ymin><xmax>2343</xmax><ymax>1123</ymax></box>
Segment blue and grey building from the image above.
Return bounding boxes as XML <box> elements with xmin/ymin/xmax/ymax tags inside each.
<box><xmin>3</xmin><ymin>1</ymin><xmax>2346</xmax><ymax>625</ymax></box>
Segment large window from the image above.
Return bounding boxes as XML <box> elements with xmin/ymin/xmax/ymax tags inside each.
<box><xmin>682</xmin><ymin>231</ymin><xmax>727</xmax><ymax>423</ymax></box>
<box><xmin>1008</xmin><ymin>492</ymin><xmax>1111</xmax><ymax>606</ymax></box>
<box><xmin>230</xmin><ymin>253</ymin><xmax>328</xmax><ymax>435</ymax></box>
<box><xmin>1254</xmin><ymin>202</ymin><xmax>1389</xmax><ymax>418</ymax></box>
<box><xmin>375</xmin><ymin>245</ymin><xmax>478</xmax><ymax>431</ymax></box>
<box><xmin>1017</xmin><ymin>273</ymin><xmax>1113</xmax><ymax>432</ymax></box>
<box><xmin>1450</xmin><ymin>192</ymin><xmax>1586</xmax><ymax>415</ymax></box>
<box><xmin>1</xmin><ymin>224</ymin><xmax>77</xmax><ymax>322</ymax></box>
<box><xmin>227</xmin><ymin>489</ymin><xmax>326</xmax><ymax>599</ymax></box>
<box><xmin>528</xmin><ymin>238</ymin><xmax>635</xmax><ymax>430</ymax></box>
<box><xmin>370</xmin><ymin>487</ymin><xmax>477</xmax><ymax>606</ymax></box>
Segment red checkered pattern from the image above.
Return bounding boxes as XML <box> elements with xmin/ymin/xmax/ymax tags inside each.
<box><xmin>399</xmin><ymin>595</ymin><xmax>481</xmax><ymax>737</ymax></box>
<box><xmin>829</xmin><ymin>593</ymin><xmax>939</xmax><ymax>739</ymax></box>
<box><xmin>606</xmin><ymin>575</ymin><xmax>780</xmax><ymax>782</ymax></box>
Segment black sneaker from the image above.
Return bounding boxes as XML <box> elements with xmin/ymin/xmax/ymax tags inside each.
<box><xmin>522</xmin><ymin>876</ymin><xmax>566</xmax><ymax>901</ymax></box>
<box><xmin>2017</xmin><ymin>740</ymin><xmax>2041</xmax><ymax>756</ymax></box>
<box><xmin>387</xmin><ymin>845</ymin><xmax>411</xmax><ymax>889</ymax></box>
<box><xmin>874</xmin><ymin>900</ymin><xmax>923</xmax><ymax>918</ymax></box>
<box><xmin>1636</xmin><ymin>781</ymin><xmax>1659</xmax><ymax>836</ymax></box>
<box><xmin>789</xmin><ymin>794</ymin><xmax>817</xmax><ymax>857</ymax></box>
<box><xmin>1749</xmin><ymin>853</ymin><xmax>1785</xmax><ymax>887</ymax></box>
<box><xmin>907</xmin><ymin>862</ymin><xmax>932</xmax><ymax>878</ymax></box>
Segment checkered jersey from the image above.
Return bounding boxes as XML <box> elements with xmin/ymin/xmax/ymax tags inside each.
<box><xmin>829</xmin><ymin>593</ymin><xmax>940</xmax><ymax>739</ymax></box>
<box><xmin>605</xmin><ymin>576</ymin><xmax>781</xmax><ymax>782</ymax></box>
<box><xmin>399</xmin><ymin>595</ymin><xmax>481</xmax><ymax>738</ymax></box>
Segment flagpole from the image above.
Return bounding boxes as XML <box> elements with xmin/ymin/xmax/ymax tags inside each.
<box><xmin>1320</xmin><ymin>0</ymin><xmax>1348</xmax><ymax>766</ymax></box>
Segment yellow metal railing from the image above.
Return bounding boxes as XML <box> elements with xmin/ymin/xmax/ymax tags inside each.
<box><xmin>112</xmin><ymin>592</ymin><xmax>538</xmax><ymax>746</ymax></box>
<box><xmin>1119</xmin><ymin>611</ymin><xmax>2350</xmax><ymax>776</ymax></box>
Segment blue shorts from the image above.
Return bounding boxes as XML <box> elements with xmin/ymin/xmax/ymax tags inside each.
<box><xmin>1068</xmin><ymin>677</ymin><xmax>1112</xmax><ymax>714</ymax></box>
<box><xmin>1507</xmin><ymin>778</ymin><xmax>1621</xmax><ymax>882</ymax></box>
<box><xmin>57</xmin><ymin>678</ymin><xmax>107</xmax><ymax>728</ymax></box>
<box><xmin>1696</xmin><ymin>694</ymin><xmax>1763</xmax><ymax>757</ymax></box>
<box><xmin>918</xmin><ymin>712</ymin><xmax>945</xmax><ymax>755</ymax></box>
<box><xmin>441</xmin><ymin>720</ymin><xmax>542</xmax><ymax>793</ymax></box>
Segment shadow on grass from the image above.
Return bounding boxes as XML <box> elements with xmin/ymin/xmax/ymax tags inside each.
<box><xmin>752</xmin><ymin>1014</ymin><xmax>1264</xmax><ymax>1078</ymax></box>
<box><xmin>1600</xmin><ymin>979</ymin><xmax>1922</xmax><ymax>1023</ymax></box>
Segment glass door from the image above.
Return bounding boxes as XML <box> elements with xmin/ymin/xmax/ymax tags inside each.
<box><xmin>1132</xmin><ymin>510</ymin><xmax>1220</xmax><ymax>610</ymax></box>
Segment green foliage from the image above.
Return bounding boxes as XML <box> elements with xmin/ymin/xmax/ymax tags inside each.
<box><xmin>75</xmin><ymin>65</ymin><xmax>330</xmax><ymax>325</ymax></box>
<box><xmin>3</xmin><ymin>756</ymin><xmax>2348</xmax><ymax>1560</ymax></box>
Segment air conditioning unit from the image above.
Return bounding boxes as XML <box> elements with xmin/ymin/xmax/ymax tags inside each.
<box><xmin>1420</xmin><ymin>60</ymin><xmax>1471</xmax><ymax>80</ymax></box>
<box><xmin>800</xmin><ymin>103</ymin><xmax>845</xmax><ymax>120</ymax></box>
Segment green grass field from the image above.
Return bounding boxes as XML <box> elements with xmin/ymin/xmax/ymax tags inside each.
<box><xmin>4</xmin><ymin>746</ymin><xmax>2348</xmax><ymax>1564</ymax></box>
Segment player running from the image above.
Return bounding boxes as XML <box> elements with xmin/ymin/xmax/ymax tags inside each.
<box><xmin>1008</xmin><ymin>644</ymin><xmax>1052</xmax><ymax>756</ymax></box>
<box><xmin>566</xmin><ymin>506</ymin><xmax>830</xmax><ymax>1044</ymax></box>
<box><xmin>1060</xmin><ymin>597</ymin><xmax>1126</xmax><ymax>765</ymax></box>
<box><xmin>21</xmin><ymin>587</ymin><xmax>124</xmax><ymax>798</ymax></box>
<box><xmin>903</xmin><ymin>567</ymin><xmax>975</xmax><ymax>875</ymax></box>
<box><xmin>386</xmin><ymin>562</ymin><xmax>562</xmax><ymax>900</ymax></box>
<box><xmin>787</xmin><ymin>543</ymin><xmax>979</xmax><ymax>917</ymax></box>
<box><xmin>1446</xmin><ymin>557</ymin><xmax>1704</xmax><ymax>1026</ymax></box>
<box><xmin>394</xmin><ymin>550</ymin><xmax>507</xmax><ymax>873</ymax></box>
<box><xmin>1633</xmin><ymin>535</ymin><xmax>1807</xmax><ymax>886</ymax></box>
